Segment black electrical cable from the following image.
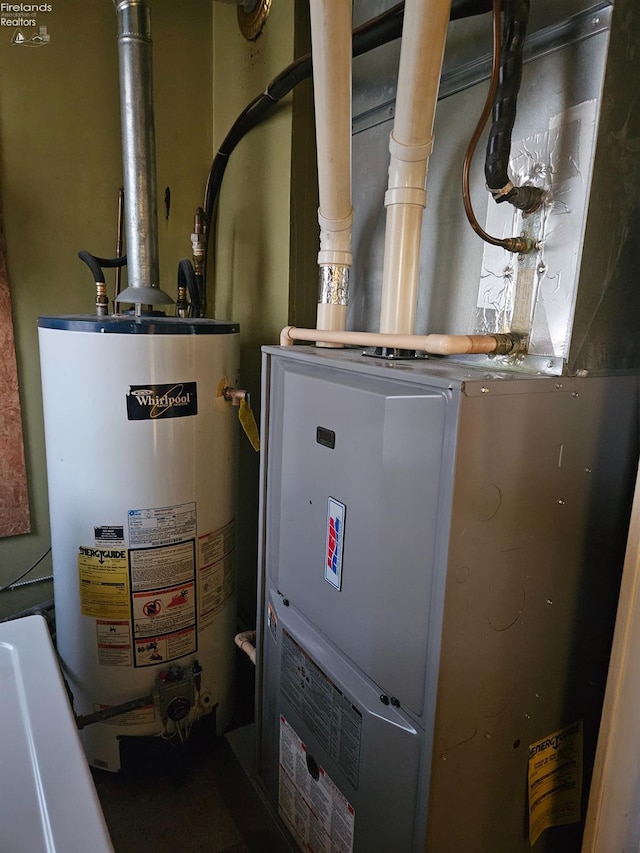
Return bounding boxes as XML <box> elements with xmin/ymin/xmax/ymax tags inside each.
<box><xmin>204</xmin><ymin>0</ymin><xmax>495</xmax><ymax>225</ymax></box>
<box><xmin>200</xmin><ymin>0</ymin><xmax>495</xmax><ymax>311</ymax></box>
<box><xmin>484</xmin><ymin>0</ymin><xmax>542</xmax><ymax>213</ymax></box>
<box><xmin>0</xmin><ymin>547</ymin><xmax>52</xmax><ymax>594</ymax></box>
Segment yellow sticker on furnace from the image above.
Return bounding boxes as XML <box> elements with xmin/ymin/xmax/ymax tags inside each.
<box><xmin>528</xmin><ymin>719</ymin><xmax>583</xmax><ymax>846</ymax></box>
<box><xmin>78</xmin><ymin>545</ymin><xmax>130</xmax><ymax>620</ymax></box>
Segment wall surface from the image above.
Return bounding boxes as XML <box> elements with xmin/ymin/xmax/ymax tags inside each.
<box><xmin>0</xmin><ymin>1</ymin><xmax>213</xmax><ymax>616</ymax></box>
<box><xmin>211</xmin><ymin>0</ymin><xmax>300</xmax><ymax>624</ymax></box>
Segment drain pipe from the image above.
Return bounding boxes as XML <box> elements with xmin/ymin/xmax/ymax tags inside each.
<box><xmin>379</xmin><ymin>0</ymin><xmax>452</xmax><ymax>336</ymax></box>
<box><xmin>309</xmin><ymin>0</ymin><xmax>353</xmax><ymax>344</ymax></box>
<box><xmin>113</xmin><ymin>0</ymin><xmax>172</xmax><ymax>312</ymax></box>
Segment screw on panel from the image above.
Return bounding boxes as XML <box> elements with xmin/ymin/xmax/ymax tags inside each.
<box><xmin>555</xmin><ymin>383</ymin><xmax>563</xmax><ymax>390</ymax></box>
<box><xmin>390</xmin><ymin>697</ymin><xmax>400</xmax><ymax>707</ymax></box>
<box><xmin>380</xmin><ymin>694</ymin><xmax>390</xmax><ymax>705</ymax></box>
<box><xmin>481</xmin><ymin>386</ymin><xmax>489</xmax><ymax>394</ymax></box>
<box><xmin>282</xmin><ymin>598</ymin><xmax>290</xmax><ymax>607</ymax></box>
<box><xmin>572</xmin><ymin>392</ymin><xmax>579</xmax><ymax>398</ymax></box>
<box><xmin>557</xmin><ymin>499</ymin><xmax>566</xmax><ymax>505</ymax></box>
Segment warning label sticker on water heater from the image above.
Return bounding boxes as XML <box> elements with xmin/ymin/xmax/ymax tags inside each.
<box><xmin>128</xmin><ymin>502</ymin><xmax>197</xmax><ymax>549</ymax></box>
<box><xmin>198</xmin><ymin>519</ymin><xmax>236</xmax><ymax>628</ymax></box>
<box><xmin>78</xmin><ymin>547</ymin><xmax>130</xmax><ymax>621</ymax></box>
<box><xmin>129</xmin><ymin>538</ymin><xmax>197</xmax><ymax>668</ymax></box>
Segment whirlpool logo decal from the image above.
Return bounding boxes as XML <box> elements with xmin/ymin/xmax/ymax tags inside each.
<box><xmin>126</xmin><ymin>382</ymin><xmax>198</xmax><ymax>421</ymax></box>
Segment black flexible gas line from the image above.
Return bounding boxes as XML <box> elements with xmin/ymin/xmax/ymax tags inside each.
<box><xmin>78</xmin><ymin>250</ymin><xmax>128</xmax><ymax>284</ymax></box>
<box><xmin>485</xmin><ymin>0</ymin><xmax>542</xmax><ymax>213</ymax></box>
<box><xmin>177</xmin><ymin>258</ymin><xmax>200</xmax><ymax>317</ymax></box>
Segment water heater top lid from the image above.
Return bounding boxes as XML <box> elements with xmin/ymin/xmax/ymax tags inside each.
<box><xmin>38</xmin><ymin>315</ymin><xmax>239</xmax><ymax>335</ymax></box>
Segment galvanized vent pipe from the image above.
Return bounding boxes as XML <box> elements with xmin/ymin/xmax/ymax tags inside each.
<box><xmin>309</xmin><ymin>0</ymin><xmax>353</xmax><ymax>343</ymax></box>
<box><xmin>379</xmin><ymin>0</ymin><xmax>452</xmax><ymax>335</ymax></box>
<box><xmin>113</xmin><ymin>0</ymin><xmax>172</xmax><ymax>310</ymax></box>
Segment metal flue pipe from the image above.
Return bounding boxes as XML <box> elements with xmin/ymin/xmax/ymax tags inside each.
<box><xmin>113</xmin><ymin>0</ymin><xmax>172</xmax><ymax>310</ymax></box>
<box><xmin>309</xmin><ymin>0</ymin><xmax>353</xmax><ymax>344</ymax></box>
<box><xmin>379</xmin><ymin>0</ymin><xmax>452</xmax><ymax>335</ymax></box>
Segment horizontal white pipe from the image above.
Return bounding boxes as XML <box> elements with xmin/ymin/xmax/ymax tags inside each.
<box><xmin>310</xmin><ymin>0</ymin><xmax>353</xmax><ymax>335</ymax></box>
<box><xmin>280</xmin><ymin>326</ymin><xmax>519</xmax><ymax>356</ymax></box>
<box><xmin>380</xmin><ymin>0</ymin><xmax>452</xmax><ymax>335</ymax></box>
<box><xmin>234</xmin><ymin>630</ymin><xmax>256</xmax><ymax>665</ymax></box>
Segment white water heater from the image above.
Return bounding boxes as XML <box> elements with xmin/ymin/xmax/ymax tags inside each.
<box><xmin>38</xmin><ymin>315</ymin><xmax>239</xmax><ymax>772</ymax></box>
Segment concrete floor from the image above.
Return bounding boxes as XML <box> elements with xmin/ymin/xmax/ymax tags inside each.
<box><xmin>92</xmin><ymin>657</ymin><xmax>290</xmax><ymax>853</ymax></box>
<box><xmin>93</xmin><ymin>741</ymin><xmax>251</xmax><ymax>853</ymax></box>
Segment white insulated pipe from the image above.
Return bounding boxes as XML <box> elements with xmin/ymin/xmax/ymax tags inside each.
<box><xmin>309</xmin><ymin>0</ymin><xmax>353</xmax><ymax>339</ymax></box>
<box><xmin>379</xmin><ymin>0</ymin><xmax>452</xmax><ymax>335</ymax></box>
<box><xmin>234</xmin><ymin>630</ymin><xmax>257</xmax><ymax>665</ymax></box>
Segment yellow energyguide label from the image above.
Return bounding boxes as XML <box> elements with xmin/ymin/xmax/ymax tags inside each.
<box><xmin>78</xmin><ymin>546</ymin><xmax>131</xmax><ymax>620</ymax></box>
<box><xmin>528</xmin><ymin>719</ymin><xmax>583</xmax><ymax>846</ymax></box>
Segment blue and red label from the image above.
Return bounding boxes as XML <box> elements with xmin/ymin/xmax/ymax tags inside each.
<box><xmin>324</xmin><ymin>498</ymin><xmax>346</xmax><ymax>590</ymax></box>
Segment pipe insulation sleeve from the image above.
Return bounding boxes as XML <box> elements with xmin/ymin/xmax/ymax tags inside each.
<box><xmin>318</xmin><ymin>265</ymin><xmax>350</xmax><ymax>306</ymax></box>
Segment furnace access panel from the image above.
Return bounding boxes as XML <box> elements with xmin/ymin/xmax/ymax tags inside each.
<box><xmin>256</xmin><ymin>345</ymin><xmax>637</xmax><ymax>853</ymax></box>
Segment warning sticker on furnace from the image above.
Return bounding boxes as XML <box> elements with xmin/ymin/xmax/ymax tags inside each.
<box><xmin>78</xmin><ymin>547</ymin><xmax>130</xmax><ymax>620</ymax></box>
<box><xmin>528</xmin><ymin>720</ymin><xmax>583</xmax><ymax>846</ymax></box>
<box><xmin>279</xmin><ymin>715</ymin><xmax>355</xmax><ymax>853</ymax></box>
<box><xmin>281</xmin><ymin>629</ymin><xmax>362</xmax><ymax>789</ymax></box>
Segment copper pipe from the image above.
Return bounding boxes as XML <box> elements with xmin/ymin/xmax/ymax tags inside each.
<box><xmin>461</xmin><ymin>0</ymin><xmax>535</xmax><ymax>255</ymax></box>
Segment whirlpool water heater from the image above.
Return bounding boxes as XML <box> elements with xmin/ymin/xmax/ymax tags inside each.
<box><xmin>39</xmin><ymin>316</ymin><xmax>239</xmax><ymax>771</ymax></box>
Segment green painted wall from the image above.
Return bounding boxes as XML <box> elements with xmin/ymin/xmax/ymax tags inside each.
<box><xmin>212</xmin><ymin>0</ymin><xmax>315</xmax><ymax>626</ymax></box>
<box><xmin>0</xmin><ymin>1</ymin><xmax>214</xmax><ymax>617</ymax></box>
<box><xmin>0</xmin><ymin>0</ymin><xmax>312</xmax><ymax>628</ymax></box>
